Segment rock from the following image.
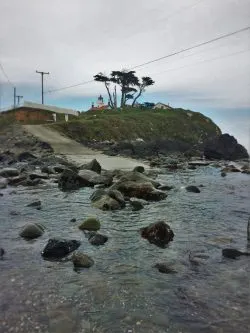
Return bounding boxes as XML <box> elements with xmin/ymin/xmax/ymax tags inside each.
<box><xmin>7</xmin><ymin>175</ymin><xmax>27</xmax><ymax>186</ymax></box>
<box><xmin>78</xmin><ymin>217</ymin><xmax>100</xmax><ymax>231</ymax></box>
<box><xmin>27</xmin><ymin>200</ymin><xmax>41</xmax><ymax>208</ymax></box>
<box><xmin>80</xmin><ymin>159</ymin><xmax>101</xmax><ymax>174</ymax></box>
<box><xmin>221</xmin><ymin>165</ymin><xmax>241</xmax><ymax>173</ymax></box>
<box><xmin>0</xmin><ymin>177</ymin><xmax>8</xmax><ymax>189</ymax></box>
<box><xmin>111</xmin><ymin>180</ymin><xmax>167</xmax><ymax>201</ymax></box>
<box><xmin>204</xmin><ymin>134</ymin><xmax>249</xmax><ymax>160</ymax></box>
<box><xmin>154</xmin><ymin>263</ymin><xmax>176</xmax><ymax>274</ymax></box>
<box><xmin>58</xmin><ymin>169</ymin><xmax>92</xmax><ymax>191</ymax></box>
<box><xmin>187</xmin><ymin>165</ymin><xmax>196</xmax><ymax>170</ymax></box>
<box><xmin>133</xmin><ymin>166</ymin><xmax>145</xmax><ymax>173</ymax></box>
<box><xmin>17</xmin><ymin>151</ymin><xmax>37</xmax><ymax>162</ymax></box>
<box><xmin>0</xmin><ymin>193</ymin><xmax>3</xmax><ymax>197</ymax></box>
<box><xmin>0</xmin><ymin>248</ymin><xmax>5</xmax><ymax>258</ymax></box>
<box><xmin>242</xmin><ymin>169</ymin><xmax>250</xmax><ymax>174</ymax></box>
<box><xmin>78</xmin><ymin>169</ymin><xmax>112</xmax><ymax>186</ymax></box>
<box><xmin>0</xmin><ymin>168</ymin><xmax>19</xmax><ymax>178</ymax></box>
<box><xmin>106</xmin><ymin>189</ymin><xmax>125</xmax><ymax>207</ymax></box>
<box><xmin>186</xmin><ymin>185</ymin><xmax>200</xmax><ymax>193</ymax></box>
<box><xmin>188</xmin><ymin>161</ymin><xmax>210</xmax><ymax>166</ymax></box>
<box><xmin>10</xmin><ymin>210</ymin><xmax>20</xmax><ymax>216</ymax></box>
<box><xmin>221</xmin><ymin>171</ymin><xmax>227</xmax><ymax>177</ymax></box>
<box><xmin>90</xmin><ymin>189</ymin><xmax>106</xmax><ymax>202</ymax></box>
<box><xmin>129</xmin><ymin>198</ymin><xmax>146</xmax><ymax>211</ymax></box>
<box><xmin>86</xmin><ymin>232</ymin><xmax>108</xmax><ymax>245</ymax></box>
<box><xmin>29</xmin><ymin>173</ymin><xmax>49</xmax><ymax>180</ymax></box>
<box><xmin>70</xmin><ymin>218</ymin><xmax>76</xmax><ymax>223</ymax></box>
<box><xmin>222</xmin><ymin>248</ymin><xmax>250</xmax><ymax>259</ymax></box>
<box><xmin>158</xmin><ymin>185</ymin><xmax>174</xmax><ymax>191</ymax></box>
<box><xmin>72</xmin><ymin>252</ymin><xmax>94</xmax><ymax>268</ymax></box>
<box><xmin>92</xmin><ymin>193</ymin><xmax>124</xmax><ymax>210</ymax></box>
<box><xmin>140</xmin><ymin>221</ymin><xmax>174</xmax><ymax>248</ymax></box>
<box><xmin>42</xmin><ymin>239</ymin><xmax>81</xmax><ymax>259</ymax></box>
<box><xmin>116</xmin><ymin>171</ymin><xmax>161</xmax><ymax>188</ymax></box>
<box><xmin>19</xmin><ymin>223</ymin><xmax>44</xmax><ymax>239</ymax></box>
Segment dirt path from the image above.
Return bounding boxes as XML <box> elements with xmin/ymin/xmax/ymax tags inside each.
<box><xmin>23</xmin><ymin>124</ymin><xmax>148</xmax><ymax>170</ymax></box>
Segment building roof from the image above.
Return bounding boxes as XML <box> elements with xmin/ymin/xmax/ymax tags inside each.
<box><xmin>154</xmin><ymin>102</ymin><xmax>172</xmax><ymax>109</ymax></box>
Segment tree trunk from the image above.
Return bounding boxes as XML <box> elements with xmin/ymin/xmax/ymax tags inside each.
<box><xmin>132</xmin><ymin>90</ymin><xmax>142</xmax><ymax>107</ymax></box>
<box><xmin>105</xmin><ymin>82</ymin><xmax>114</xmax><ymax>108</ymax></box>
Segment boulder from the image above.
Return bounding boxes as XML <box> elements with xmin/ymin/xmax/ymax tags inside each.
<box><xmin>58</xmin><ymin>169</ymin><xmax>92</xmax><ymax>191</ymax></box>
<box><xmin>86</xmin><ymin>231</ymin><xmax>108</xmax><ymax>246</ymax></box>
<box><xmin>221</xmin><ymin>171</ymin><xmax>227</xmax><ymax>177</ymax></box>
<box><xmin>78</xmin><ymin>169</ymin><xmax>112</xmax><ymax>186</ymax></box>
<box><xmin>106</xmin><ymin>189</ymin><xmax>125</xmax><ymax>207</ymax></box>
<box><xmin>78</xmin><ymin>217</ymin><xmax>100</xmax><ymax>231</ymax></box>
<box><xmin>92</xmin><ymin>193</ymin><xmax>124</xmax><ymax>210</ymax></box>
<box><xmin>19</xmin><ymin>223</ymin><xmax>44</xmax><ymax>239</ymax></box>
<box><xmin>186</xmin><ymin>185</ymin><xmax>200</xmax><ymax>193</ymax></box>
<box><xmin>0</xmin><ymin>177</ymin><xmax>8</xmax><ymax>189</ymax></box>
<box><xmin>79</xmin><ymin>159</ymin><xmax>101</xmax><ymax>174</ymax></box>
<box><xmin>204</xmin><ymin>134</ymin><xmax>249</xmax><ymax>160</ymax></box>
<box><xmin>154</xmin><ymin>263</ymin><xmax>176</xmax><ymax>274</ymax></box>
<box><xmin>17</xmin><ymin>151</ymin><xmax>37</xmax><ymax>162</ymax></box>
<box><xmin>140</xmin><ymin>221</ymin><xmax>174</xmax><ymax>248</ymax></box>
<box><xmin>116</xmin><ymin>171</ymin><xmax>161</xmax><ymax>188</ymax></box>
<box><xmin>158</xmin><ymin>184</ymin><xmax>174</xmax><ymax>191</ymax></box>
<box><xmin>42</xmin><ymin>238</ymin><xmax>81</xmax><ymax>259</ymax></box>
<box><xmin>222</xmin><ymin>248</ymin><xmax>250</xmax><ymax>259</ymax></box>
<box><xmin>221</xmin><ymin>165</ymin><xmax>241</xmax><ymax>173</ymax></box>
<box><xmin>129</xmin><ymin>198</ymin><xmax>146</xmax><ymax>211</ymax></box>
<box><xmin>133</xmin><ymin>166</ymin><xmax>145</xmax><ymax>173</ymax></box>
<box><xmin>72</xmin><ymin>252</ymin><xmax>94</xmax><ymax>268</ymax></box>
<box><xmin>111</xmin><ymin>180</ymin><xmax>167</xmax><ymax>201</ymax></box>
<box><xmin>0</xmin><ymin>168</ymin><xmax>19</xmax><ymax>178</ymax></box>
<box><xmin>29</xmin><ymin>173</ymin><xmax>49</xmax><ymax>180</ymax></box>
<box><xmin>7</xmin><ymin>175</ymin><xmax>27</xmax><ymax>186</ymax></box>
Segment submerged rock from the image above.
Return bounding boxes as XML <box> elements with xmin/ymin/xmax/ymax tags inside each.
<box><xmin>78</xmin><ymin>217</ymin><xmax>100</xmax><ymax>231</ymax></box>
<box><xmin>0</xmin><ymin>248</ymin><xmax>5</xmax><ymax>258</ymax></box>
<box><xmin>19</xmin><ymin>223</ymin><xmax>44</xmax><ymax>239</ymax></box>
<box><xmin>222</xmin><ymin>248</ymin><xmax>250</xmax><ymax>259</ymax></box>
<box><xmin>72</xmin><ymin>252</ymin><xmax>94</xmax><ymax>268</ymax></box>
<box><xmin>154</xmin><ymin>263</ymin><xmax>176</xmax><ymax>274</ymax></box>
<box><xmin>86</xmin><ymin>232</ymin><xmax>108</xmax><ymax>246</ymax></box>
<box><xmin>140</xmin><ymin>221</ymin><xmax>174</xmax><ymax>248</ymax></box>
<box><xmin>186</xmin><ymin>185</ymin><xmax>200</xmax><ymax>193</ymax></box>
<box><xmin>133</xmin><ymin>166</ymin><xmax>145</xmax><ymax>173</ymax></box>
<box><xmin>129</xmin><ymin>197</ymin><xmax>146</xmax><ymax>211</ymax></box>
<box><xmin>42</xmin><ymin>238</ymin><xmax>81</xmax><ymax>259</ymax></box>
<box><xmin>27</xmin><ymin>200</ymin><xmax>41</xmax><ymax>208</ymax></box>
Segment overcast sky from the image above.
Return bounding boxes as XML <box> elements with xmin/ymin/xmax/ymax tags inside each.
<box><xmin>0</xmin><ymin>0</ymin><xmax>250</xmax><ymax>150</ymax></box>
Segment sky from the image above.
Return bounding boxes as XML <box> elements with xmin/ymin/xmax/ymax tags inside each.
<box><xmin>0</xmin><ymin>0</ymin><xmax>250</xmax><ymax>151</ymax></box>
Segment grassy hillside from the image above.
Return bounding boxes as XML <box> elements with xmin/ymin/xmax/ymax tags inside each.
<box><xmin>51</xmin><ymin>107</ymin><xmax>221</xmax><ymax>145</ymax></box>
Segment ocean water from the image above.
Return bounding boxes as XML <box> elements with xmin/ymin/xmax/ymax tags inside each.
<box><xmin>0</xmin><ymin>166</ymin><xmax>249</xmax><ymax>333</ymax></box>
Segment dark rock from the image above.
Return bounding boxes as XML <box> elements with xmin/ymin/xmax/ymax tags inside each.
<box><xmin>87</xmin><ymin>232</ymin><xmax>108</xmax><ymax>246</ymax></box>
<box><xmin>158</xmin><ymin>185</ymin><xmax>174</xmax><ymax>191</ymax></box>
<box><xmin>154</xmin><ymin>263</ymin><xmax>176</xmax><ymax>274</ymax></box>
<box><xmin>222</xmin><ymin>248</ymin><xmax>250</xmax><ymax>259</ymax></box>
<box><xmin>106</xmin><ymin>189</ymin><xmax>125</xmax><ymax>207</ymax></box>
<box><xmin>72</xmin><ymin>252</ymin><xmax>94</xmax><ymax>268</ymax></box>
<box><xmin>204</xmin><ymin>134</ymin><xmax>249</xmax><ymax>160</ymax></box>
<box><xmin>80</xmin><ymin>159</ymin><xmax>101</xmax><ymax>174</ymax></box>
<box><xmin>7</xmin><ymin>175</ymin><xmax>27</xmax><ymax>186</ymax></box>
<box><xmin>37</xmin><ymin>141</ymin><xmax>53</xmax><ymax>151</ymax></box>
<box><xmin>187</xmin><ymin>165</ymin><xmax>196</xmax><ymax>170</ymax></box>
<box><xmin>90</xmin><ymin>189</ymin><xmax>106</xmax><ymax>202</ymax></box>
<box><xmin>78</xmin><ymin>217</ymin><xmax>100</xmax><ymax>231</ymax></box>
<box><xmin>221</xmin><ymin>171</ymin><xmax>227</xmax><ymax>177</ymax></box>
<box><xmin>140</xmin><ymin>221</ymin><xmax>174</xmax><ymax>248</ymax></box>
<box><xmin>133</xmin><ymin>166</ymin><xmax>145</xmax><ymax>173</ymax></box>
<box><xmin>78</xmin><ymin>169</ymin><xmax>112</xmax><ymax>186</ymax></box>
<box><xmin>0</xmin><ymin>193</ymin><xmax>3</xmax><ymax>197</ymax></box>
<box><xmin>10</xmin><ymin>210</ymin><xmax>20</xmax><ymax>216</ymax></box>
<box><xmin>129</xmin><ymin>198</ymin><xmax>145</xmax><ymax>211</ymax></box>
<box><xmin>42</xmin><ymin>238</ymin><xmax>81</xmax><ymax>259</ymax></box>
<box><xmin>0</xmin><ymin>168</ymin><xmax>19</xmax><ymax>178</ymax></box>
<box><xmin>70</xmin><ymin>218</ymin><xmax>76</xmax><ymax>223</ymax></box>
<box><xmin>29</xmin><ymin>173</ymin><xmax>49</xmax><ymax>180</ymax></box>
<box><xmin>17</xmin><ymin>151</ymin><xmax>37</xmax><ymax>162</ymax></box>
<box><xmin>188</xmin><ymin>161</ymin><xmax>210</xmax><ymax>166</ymax></box>
<box><xmin>0</xmin><ymin>248</ymin><xmax>5</xmax><ymax>258</ymax></box>
<box><xmin>27</xmin><ymin>200</ymin><xmax>41</xmax><ymax>208</ymax></box>
<box><xmin>19</xmin><ymin>223</ymin><xmax>44</xmax><ymax>239</ymax></box>
<box><xmin>58</xmin><ymin>169</ymin><xmax>92</xmax><ymax>191</ymax></box>
<box><xmin>186</xmin><ymin>185</ymin><xmax>200</xmax><ymax>193</ymax></box>
<box><xmin>92</xmin><ymin>193</ymin><xmax>124</xmax><ymax>210</ymax></box>
<box><xmin>222</xmin><ymin>165</ymin><xmax>241</xmax><ymax>173</ymax></box>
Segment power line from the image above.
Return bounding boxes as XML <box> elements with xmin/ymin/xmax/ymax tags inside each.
<box><xmin>44</xmin><ymin>79</ymin><xmax>95</xmax><ymax>94</ymax></box>
<box><xmin>150</xmin><ymin>48</ymin><xmax>250</xmax><ymax>77</ymax></box>
<box><xmin>131</xmin><ymin>26</ymin><xmax>250</xmax><ymax>70</ymax></box>
<box><xmin>0</xmin><ymin>62</ymin><xmax>14</xmax><ymax>87</ymax></box>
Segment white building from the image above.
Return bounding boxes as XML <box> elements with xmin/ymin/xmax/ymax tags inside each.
<box><xmin>153</xmin><ymin>102</ymin><xmax>172</xmax><ymax>110</ymax></box>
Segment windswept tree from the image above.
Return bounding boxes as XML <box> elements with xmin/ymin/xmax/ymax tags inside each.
<box><xmin>93</xmin><ymin>70</ymin><xmax>154</xmax><ymax>108</ymax></box>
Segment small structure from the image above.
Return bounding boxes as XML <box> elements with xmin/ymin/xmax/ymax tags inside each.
<box><xmin>89</xmin><ymin>95</ymin><xmax>110</xmax><ymax>111</ymax></box>
<box><xmin>0</xmin><ymin>101</ymin><xmax>79</xmax><ymax>123</ymax></box>
<box><xmin>153</xmin><ymin>102</ymin><xmax>172</xmax><ymax>110</ymax></box>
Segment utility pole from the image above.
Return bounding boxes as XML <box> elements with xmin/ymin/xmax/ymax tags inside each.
<box><xmin>13</xmin><ymin>87</ymin><xmax>16</xmax><ymax>109</ymax></box>
<box><xmin>36</xmin><ymin>70</ymin><xmax>49</xmax><ymax>104</ymax></box>
<box><xmin>16</xmin><ymin>95</ymin><xmax>23</xmax><ymax>105</ymax></box>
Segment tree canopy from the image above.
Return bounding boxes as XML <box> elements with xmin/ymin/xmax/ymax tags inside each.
<box><xmin>94</xmin><ymin>70</ymin><xmax>154</xmax><ymax>108</ymax></box>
